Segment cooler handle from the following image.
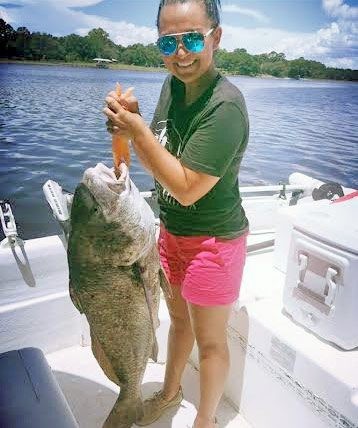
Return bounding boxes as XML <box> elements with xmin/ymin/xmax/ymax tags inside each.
<box><xmin>298</xmin><ymin>253</ymin><xmax>308</xmax><ymax>282</ymax></box>
<box><xmin>325</xmin><ymin>267</ymin><xmax>338</xmax><ymax>306</ymax></box>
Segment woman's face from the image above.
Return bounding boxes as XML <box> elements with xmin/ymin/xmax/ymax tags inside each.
<box><xmin>158</xmin><ymin>1</ymin><xmax>221</xmax><ymax>85</ymax></box>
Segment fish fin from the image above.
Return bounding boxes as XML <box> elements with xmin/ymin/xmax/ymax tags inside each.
<box><xmin>103</xmin><ymin>396</ymin><xmax>142</xmax><ymax>428</ymax></box>
<box><xmin>91</xmin><ymin>331</ymin><xmax>120</xmax><ymax>386</ymax></box>
<box><xmin>159</xmin><ymin>267</ymin><xmax>173</xmax><ymax>299</ymax></box>
<box><xmin>137</xmin><ymin>263</ymin><xmax>160</xmax><ymax>362</ymax></box>
<box><xmin>68</xmin><ymin>285</ymin><xmax>84</xmax><ymax>314</ymax></box>
<box><xmin>150</xmin><ymin>336</ymin><xmax>159</xmax><ymax>363</ymax></box>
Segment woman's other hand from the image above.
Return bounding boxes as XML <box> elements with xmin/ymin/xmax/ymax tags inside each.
<box><xmin>103</xmin><ymin>94</ymin><xmax>145</xmax><ymax>140</ymax></box>
<box><xmin>107</xmin><ymin>86</ymin><xmax>140</xmax><ymax>114</ymax></box>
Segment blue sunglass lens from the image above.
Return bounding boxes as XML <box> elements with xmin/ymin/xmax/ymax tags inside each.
<box><xmin>157</xmin><ymin>36</ymin><xmax>177</xmax><ymax>56</ymax></box>
<box><xmin>182</xmin><ymin>33</ymin><xmax>205</xmax><ymax>53</ymax></box>
<box><xmin>157</xmin><ymin>32</ymin><xmax>205</xmax><ymax>56</ymax></box>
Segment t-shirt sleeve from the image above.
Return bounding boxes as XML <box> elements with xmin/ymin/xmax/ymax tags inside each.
<box><xmin>150</xmin><ymin>75</ymin><xmax>171</xmax><ymax>132</ymax></box>
<box><xmin>180</xmin><ymin>101</ymin><xmax>248</xmax><ymax>177</ymax></box>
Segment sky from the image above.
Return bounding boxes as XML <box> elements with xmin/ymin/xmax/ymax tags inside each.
<box><xmin>1</xmin><ymin>0</ymin><xmax>357</xmax><ymax>69</ymax></box>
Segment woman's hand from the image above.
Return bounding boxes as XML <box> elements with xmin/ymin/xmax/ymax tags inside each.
<box><xmin>103</xmin><ymin>87</ymin><xmax>144</xmax><ymax>139</ymax></box>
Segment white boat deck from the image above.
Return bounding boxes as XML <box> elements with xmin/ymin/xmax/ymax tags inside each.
<box><xmin>1</xmin><ymin>177</ymin><xmax>357</xmax><ymax>428</ymax></box>
<box><xmin>43</xmin><ymin>234</ymin><xmax>275</xmax><ymax>428</ymax></box>
<box><xmin>47</xmin><ymin>345</ymin><xmax>251</xmax><ymax>428</ymax></box>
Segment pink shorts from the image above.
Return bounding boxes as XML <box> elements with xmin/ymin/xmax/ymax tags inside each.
<box><xmin>158</xmin><ymin>224</ymin><xmax>248</xmax><ymax>306</ymax></box>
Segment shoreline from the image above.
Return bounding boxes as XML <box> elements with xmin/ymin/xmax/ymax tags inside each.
<box><xmin>0</xmin><ymin>59</ymin><xmax>167</xmax><ymax>73</ymax></box>
<box><xmin>1</xmin><ymin>59</ymin><xmax>356</xmax><ymax>82</ymax></box>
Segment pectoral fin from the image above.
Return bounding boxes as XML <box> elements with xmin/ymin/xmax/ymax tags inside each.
<box><xmin>138</xmin><ymin>266</ymin><xmax>159</xmax><ymax>362</ymax></box>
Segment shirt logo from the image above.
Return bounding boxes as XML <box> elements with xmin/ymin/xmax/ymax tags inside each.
<box><xmin>154</xmin><ymin>120</ymin><xmax>197</xmax><ymax>210</ymax></box>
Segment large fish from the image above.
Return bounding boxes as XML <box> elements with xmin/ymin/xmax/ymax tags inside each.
<box><xmin>67</xmin><ymin>162</ymin><xmax>168</xmax><ymax>428</ymax></box>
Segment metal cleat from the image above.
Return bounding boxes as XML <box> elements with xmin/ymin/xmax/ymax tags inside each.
<box><xmin>0</xmin><ymin>200</ymin><xmax>24</xmax><ymax>248</ymax></box>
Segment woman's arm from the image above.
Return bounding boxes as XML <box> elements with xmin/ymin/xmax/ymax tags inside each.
<box><xmin>133</xmin><ymin>124</ymin><xmax>219</xmax><ymax>206</ymax></box>
<box><xmin>103</xmin><ymin>99</ymin><xmax>219</xmax><ymax>206</ymax></box>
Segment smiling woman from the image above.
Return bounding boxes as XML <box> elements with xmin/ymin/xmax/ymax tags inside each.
<box><xmin>103</xmin><ymin>1</ymin><xmax>250</xmax><ymax>428</ymax></box>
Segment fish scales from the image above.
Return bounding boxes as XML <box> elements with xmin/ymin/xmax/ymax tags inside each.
<box><xmin>67</xmin><ymin>163</ymin><xmax>162</xmax><ymax>428</ymax></box>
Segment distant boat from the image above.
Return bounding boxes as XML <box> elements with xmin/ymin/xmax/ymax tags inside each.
<box><xmin>92</xmin><ymin>58</ymin><xmax>112</xmax><ymax>69</ymax></box>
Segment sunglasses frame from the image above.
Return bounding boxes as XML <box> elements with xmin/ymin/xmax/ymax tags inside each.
<box><xmin>157</xmin><ymin>28</ymin><xmax>215</xmax><ymax>56</ymax></box>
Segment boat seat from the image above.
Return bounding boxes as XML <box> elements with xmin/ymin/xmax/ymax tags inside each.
<box><xmin>0</xmin><ymin>347</ymin><xmax>78</xmax><ymax>428</ymax></box>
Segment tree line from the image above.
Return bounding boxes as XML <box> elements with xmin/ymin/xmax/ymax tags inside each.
<box><xmin>1</xmin><ymin>19</ymin><xmax>356</xmax><ymax>81</ymax></box>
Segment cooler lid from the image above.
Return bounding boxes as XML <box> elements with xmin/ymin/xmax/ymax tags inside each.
<box><xmin>292</xmin><ymin>196</ymin><xmax>358</xmax><ymax>254</ymax></box>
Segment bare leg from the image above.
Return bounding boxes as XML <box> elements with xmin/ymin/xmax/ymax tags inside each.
<box><xmin>189</xmin><ymin>303</ymin><xmax>233</xmax><ymax>428</ymax></box>
<box><xmin>162</xmin><ymin>284</ymin><xmax>195</xmax><ymax>399</ymax></box>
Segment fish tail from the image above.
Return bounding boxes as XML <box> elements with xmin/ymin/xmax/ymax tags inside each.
<box><xmin>103</xmin><ymin>395</ymin><xmax>142</xmax><ymax>428</ymax></box>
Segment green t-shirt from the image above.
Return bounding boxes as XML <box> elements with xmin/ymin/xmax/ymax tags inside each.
<box><xmin>150</xmin><ymin>72</ymin><xmax>249</xmax><ymax>238</ymax></box>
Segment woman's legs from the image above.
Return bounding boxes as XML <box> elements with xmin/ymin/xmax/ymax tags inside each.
<box><xmin>138</xmin><ymin>288</ymin><xmax>232</xmax><ymax>427</ymax></box>
<box><xmin>136</xmin><ymin>284</ymin><xmax>193</xmax><ymax>426</ymax></box>
<box><xmin>189</xmin><ymin>303</ymin><xmax>233</xmax><ymax>428</ymax></box>
<box><xmin>162</xmin><ymin>284</ymin><xmax>195</xmax><ymax>399</ymax></box>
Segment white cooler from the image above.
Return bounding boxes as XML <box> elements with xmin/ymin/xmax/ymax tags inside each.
<box><xmin>282</xmin><ymin>196</ymin><xmax>358</xmax><ymax>350</ymax></box>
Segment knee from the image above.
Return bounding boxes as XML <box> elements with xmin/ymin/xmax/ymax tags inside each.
<box><xmin>197</xmin><ymin>340</ymin><xmax>228</xmax><ymax>360</ymax></box>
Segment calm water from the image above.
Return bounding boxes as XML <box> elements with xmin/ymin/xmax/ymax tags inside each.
<box><xmin>0</xmin><ymin>64</ymin><xmax>357</xmax><ymax>239</ymax></box>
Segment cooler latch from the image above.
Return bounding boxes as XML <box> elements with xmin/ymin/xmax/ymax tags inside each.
<box><xmin>324</xmin><ymin>267</ymin><xmax>338</xmax><ymax>307</ymax></box>
<box><xmin>293</xmin><ymin>252</ymin><xmax>339</xmax><ymax>315</ymax></box>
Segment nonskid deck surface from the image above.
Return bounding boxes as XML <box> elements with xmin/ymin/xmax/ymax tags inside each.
<box><xmin>46</xmin><ymin>345</ymin><xmax>252</xmax><ymax>428</ymax></box>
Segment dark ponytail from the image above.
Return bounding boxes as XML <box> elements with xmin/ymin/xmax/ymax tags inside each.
<box><xmin>156</xmin><ymin>0</ymin><xmax>221</xmax><ymax>29</ymax></box>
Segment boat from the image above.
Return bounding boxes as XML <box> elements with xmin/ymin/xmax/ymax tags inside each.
<box><xmin>93</xmin><ymin>58</ymin><xmax>113</xmax><ymax>69</ymax></box>
<box><xmin>0</xmin><ymin>172</ymin><xmax>357</xmax><ymax>428</ymax></box>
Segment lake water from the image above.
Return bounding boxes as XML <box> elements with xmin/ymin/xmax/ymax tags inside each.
<box><xmin>0</xmin><ymin>64</ymin><xmax>357</xmax><ymax>239</ymax></box>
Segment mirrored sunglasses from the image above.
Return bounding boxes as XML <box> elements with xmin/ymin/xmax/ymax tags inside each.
<box><xmin>157</xmin><ymin>28</ymin><xmax>214</xmax><ymax>56</ymax></box>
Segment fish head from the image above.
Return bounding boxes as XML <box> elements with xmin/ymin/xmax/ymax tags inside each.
<box><xmin>69</xmin><ymin>163</ymin><xmax>155</xmax><ymax>267</ymax></box>
<box><xmin>70</xmin><ymin>182</ymin><xmax>107</xmax><ymax>227</ymax></box>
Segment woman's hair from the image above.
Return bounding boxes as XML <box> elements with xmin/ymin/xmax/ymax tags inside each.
<box><xmin>156</xmin><ymin>0</ymin><xmax>222</xmax><ymax>29</ymax></box>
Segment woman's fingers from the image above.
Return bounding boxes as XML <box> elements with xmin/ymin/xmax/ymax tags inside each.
<box><xmin>103</xmin><ymin>104</ymin><xmax>130</xmax><ymax>128</ymax></box>
<box><xmin>124</xmin><ymin>87</ymin><xmax>134</xmax><ymax>97</ymax></box>
<box><xmin>105</xmin><ymin>96</ymin><xmax>120</xmax><ymax>113</ymax></box>
<box><xmin>106</xmin><ymin>86</ymin><xmax>138</xmax><ymax>113</ymax></box>
<box><xmin>106</xmin><ymin>120</ymin><xmax>120</xmax><ymax>134</ymax></box>
<box><xmin>103</xmin><ymin>106</ymin><xmax>118</xmax><ymax>121</ymax></box>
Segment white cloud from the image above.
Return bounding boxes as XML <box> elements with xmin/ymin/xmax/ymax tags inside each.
<box><xmin>77</xmin><ymin>21</ymin><xmax>157</xmax><ymax>47</ymax></box>
<box><xmin>322</xmin><ymin>0</ymin><xmax>358</xmax><ymax>19</ymax></box>
<box><xmin>0</xmin><ymin>0</ymin><xmax>104</xmax><ymax>5</ymax></box>
<box><xmin>1</xmin><ymin>0</ymin><xmax>157</xmax><ymax>46</ymax></box>
<box><xmin>221</xmin><ymin>1</ymin><xmax>358</xmax><ymax>69</ymax></box>
<box><xmin>222</xmin><ymin>4</ymin><xmax>269</xmax><ymax>23</ymax></box>
<box><xmin>0</xmin><ymin>7</ymin><xmax>11</xmax><ymax>23</ymax></box>
<box><xmin>221</xmin><ymin>24</ymin><xmax>311</xmax><ymax>55</ymax></box>
<box><xmin>60</xmin><ymin>0</ymin><xmax>105</xmax><ymax>6</ymax></box>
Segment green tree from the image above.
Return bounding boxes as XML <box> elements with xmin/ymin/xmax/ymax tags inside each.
<box><xmin>288</xmin><ymin>57</ymin><xmax>311</xmax><ymax>78</ymax></box>
<box><xmin>0</xmin><ymin>19</ymin><xmax>16</xmax><ymax>57</ymax></box>
<box><xmin>29</xmin><ymin>32</ymin><xmax>62</xmax><ymax>60</ymax></box>
<box><xmin>15</xmin><ymin>26</ymin><xmax>31</xmax><ymax>58</ymax></box>
<box><xmin>85</xmin><ymin>28</ymin><xmax>117</xmax><ymax>59</ymax></box>
<box><xmin>120</xmin><ymin>43</ymin><xmax>162</xmax><ymax>67</ymax></box>
<box><xmin>61</xmin><ymin>33</ymin><xmax>92</xmax><ymax>61</ymax></box>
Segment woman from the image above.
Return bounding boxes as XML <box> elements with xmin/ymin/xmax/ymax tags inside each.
<box><xmin>103</xmin><ymin>1</ymin><xmax>249</xmax><ymax>427</ymax></box>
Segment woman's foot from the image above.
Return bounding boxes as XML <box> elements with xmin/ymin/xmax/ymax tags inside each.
<box><xmin>136</xmin><ymin>386</ymin><xmax>183</xmax><ymax>426</ymax></box>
